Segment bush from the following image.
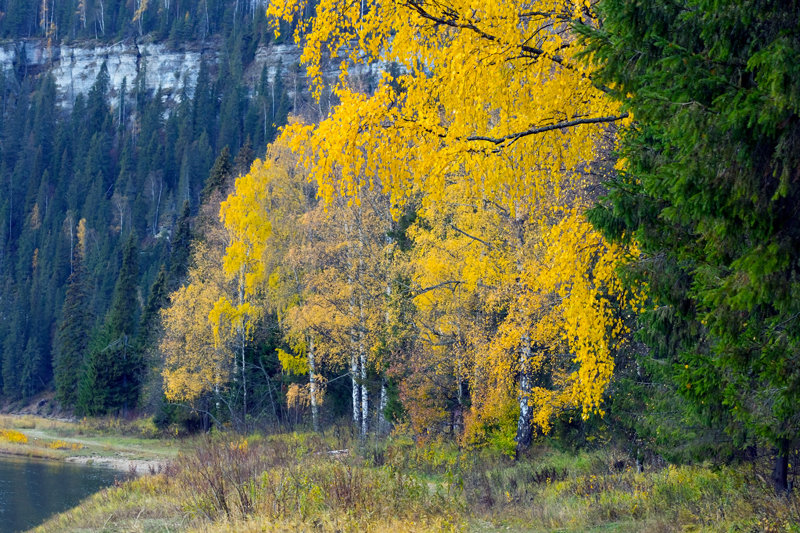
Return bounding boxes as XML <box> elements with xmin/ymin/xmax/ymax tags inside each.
<box><xmin>0</xmin><ymin>429</ymin><xmax>28</xmax><ymax>444</ymax></box>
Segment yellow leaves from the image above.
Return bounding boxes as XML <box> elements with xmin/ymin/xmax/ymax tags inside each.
<box><xmin>528</xmin><ymin>211</ymin><xmax>645</xmax><ymax>422</ymax></box>
<box><xmin>259</xmin><ymin>0</ymin><xmax>637</xmax><ymax>439</ymax></box>
<box><xmin>77</xmin><ymin>218</ymin><xmax>87</xmax><ymax>259</ymax></box>
<box><xmin>219</xmin><ymin>158</ymin><xmax>279</xmax><ymax>297</ymax></box>
<box><xmin>132</xmin><ymin>0</ymin><xmax>149</xmax><ymax>23</ymax></box>
<box><xmin>287</xmin><ymin>380</ymin><xmax>326</xmax><ymax>409</ymax></box>
<box><xmin>209</xmin><ymin>297</ymin><xmax>261</xmax><ymax>348</ymax></box>
<box><xmin>277</xmin><ymin>346</ymin><xmax>309</xmax><ymax>375</ymax></box>
<box><xmin>407</xmin><ymin>186</ymin><xmax>635</xmax><ymax>435</ymax></box>
<box><xmin>161</xmin><ymin>243</ymin><xmax>233</xmax><ymax>403</ymax></box>
<box><xmin>270</xmin><ymin>0</ymin><xmax>621</xmax><ymax>216</ymax></box>
<box><xmin>0</xmin><ymin>429</ymin><xmax>28</xmax><ymax>444</ymax></box>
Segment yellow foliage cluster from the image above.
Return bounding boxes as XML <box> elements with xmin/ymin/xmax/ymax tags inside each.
<box><xmin>286</xmin><ymin>382</ymin><xmax>326</xmax><ymax>409</ymax></box>
<box><xmin>161</xmin><ymin>242</ymin><xmax>234</xmax><ymax>403</ymax></box>
<box><xmin>47</xmin><ymin>440</ymin><xmax>83</xmax><ymax>450</ymax></box>
<box><xmin>262</xmin><ymin>0</ymin><xmax>638</xmax><ymax>436</ymax></box>
<box><xmin>0</xmin><ymin>428</ymin><xmax>29</xmax><ymax>444</ymax></box>
<box><xmin>166</xmin><ymin>0</ymin><xmax>642</xmax><ymax>440</ymax></box>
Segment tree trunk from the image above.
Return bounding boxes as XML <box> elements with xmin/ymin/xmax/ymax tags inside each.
<box><xmin>359</xmin><ymin>294</ymin><xmax>368</xmax><ymax>438</ymax></box>
<box><xmin>772</xmin><ymin>439</ymin><xmax>791</xmax><ymax>494</ymax></box>
<box><xmin>308</xmin><ymin>337</ymin><xmax>319</xmax><ymax>432</ymax></box>
<box><xmin>238</xmin><ymin>267</ymin><xmax>247</xmax><ymax>428</ymax></box>
<box><xmin>514</xmin><ymin>334</ymin><xmax>533</xmax><ymax>458</ymax></box>
<box><xmin>378</xmin><ymin>378</ymin><xmax>390</xmax><ymax>435</ymax></box>
<box><xmin>240</xmin><ymin>332</ymin><xmax>246</xmax><ymax>426</ymax></box>
<box><xmin>351</xmin><ymin>355</ymin><xmax>360</xmax><ymax>428</ymax></box>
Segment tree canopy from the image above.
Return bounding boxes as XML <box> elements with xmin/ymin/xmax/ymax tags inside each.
<box><xmin>582</xmin><ymin>0</ymin><xmax>800</xmax><ymax>491</ymax></box>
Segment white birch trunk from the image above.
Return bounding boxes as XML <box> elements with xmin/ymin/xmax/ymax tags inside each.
<box><xmin>357</xmin><ymin>209</ymin><xmax>368</xmax><ymax>438</ymax></box>
<box><xmin>238</xmin><ymin>265</ymin><xmax>247</xmax><ymax>426</ymax></box>
<box><xmin>308</xmin><ymin>337</ymin><xmax>319</xmax><ymax>432</ymax></box>
<box><xmin>378</xmin><ymin>379</ymin><xmax>389</xmax><ymax>435</ymax></box>
<box><xmin>515</xmin><ymin>333</ymin><xmax>533</xmax><ymax>457</ymax></box>
<box><xmin>345</xmin><ymin>221</ymin><xmax>361</xmax><ymax>430</ymax></box>
<box><xmin>359</xmin><ymin>294</ymin><xmax>368</xmax><ymax>437</ymax></box>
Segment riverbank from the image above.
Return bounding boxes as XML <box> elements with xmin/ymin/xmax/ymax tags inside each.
<box><xmin>0</xmin><ymin>414</ymin><xmax>177</xmax><ymax>475</ymax></box>
<box><xmin>31</xmin><ymin>430</ymin><xmax>800</xmax><ymax>532</ymax></box>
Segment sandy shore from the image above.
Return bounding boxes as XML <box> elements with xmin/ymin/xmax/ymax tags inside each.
<box><xmin>0</xmin><ymin>421</ymin><xmax>176</xmax><ymax>476</ymax></box>
<box><xmin>65</xmin><ymin>455</ymin><xmax>167</xmax><ymax>475</ymax></box>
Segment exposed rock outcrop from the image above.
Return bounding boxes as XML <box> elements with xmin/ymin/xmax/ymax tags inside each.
<box><xmin>0</xmin><ymin>37</ymin><xmax>304</xmax><ymax>108</ymax></box>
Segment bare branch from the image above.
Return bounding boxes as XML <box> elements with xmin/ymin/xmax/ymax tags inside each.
<box><xmin>412</xmin><ymin>280</ymin><xmax>463</xmax><ymax>298</ymax></box>
<box><xmin>403</xmin><ymin>0</ymin><xmax>568</xmax><ymax>66</ymax></box>
<box><xmin>467</xmin><ymin>113</ymin><xmax>628</xmax><ymax>145</ymax></box>
<box><xmin>449</xmin><ymin>223</ymin><xmax>493</xmax><ymax>248</ymax></box>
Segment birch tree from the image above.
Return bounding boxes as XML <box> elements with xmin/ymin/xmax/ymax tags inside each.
<box><xmin>267</xmin><ymin>0</ymin><xmax>637</xmax><ymax>445</ymax></box>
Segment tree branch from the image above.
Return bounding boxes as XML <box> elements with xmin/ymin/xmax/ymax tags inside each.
<box><xmin>412</xmin><ymin>280</ymin><xmax>463</xmax><ymax>298</ymax></box>
<box><xmin>449</xmin><ymin>223</ymin><xmax>493</xmax><ymax>248</ymax></box>
<box><xmin>403</xmin><ymin>0</ymin><xmax>568</xmax><ymax>66</ymax></box>
<box><xmin>467</xmin><ymin>113</ymin><xmax>628</xmax><ymax>145</ymax></box>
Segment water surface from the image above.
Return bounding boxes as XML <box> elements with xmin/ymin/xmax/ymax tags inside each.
<box><xmin>0</xmin><ymin>454</ymin><xmax>121</xmax><ymax>532</ymax></box>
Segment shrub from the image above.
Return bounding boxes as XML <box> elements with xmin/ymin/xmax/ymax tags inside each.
<box><xmin>0</xmin><ymin>429</ymin><xmax>28</xmax><ymax>444</ymax></box>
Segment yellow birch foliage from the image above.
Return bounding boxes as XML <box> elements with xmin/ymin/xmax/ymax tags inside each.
<box><xmin>269</xmin><ymin>0</ymin><xmax>631</xmax><ymax>212</ymax></box>
<box><xmin>161</xmin><ymin>243</ymin><xmax>234</xmax><ymax>403</ymax></box>
<box><xmin>218</xmin><ymin>140</ymin><xmax>308</xmax><ymax>312</ymax></box>
<box><xmin>266</xmin><ymin>0</ymin><xmax>637</xmax><ymax>431</ymax></box>
<box><xmin>218</xmin><ymin>138</ymin><xmax>395</xmax><ymax>419</ymax></box>
<box><xmin>409</xmin><ymin>184</ymin><xmax>634</xmax><ymax>436</ymax></box>
<box><xmin>216</xmin><ymin>141</ymin><xmax>317</xmax><ymax>367</ymax></box>
<box><xmin>281</xmin><ymin>188</ymin><xmax>393</xmax><ymax>372</ymax></box>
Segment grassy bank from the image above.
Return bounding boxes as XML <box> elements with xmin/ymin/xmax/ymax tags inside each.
<box><xmin>0</xmin><ymin>414</ymin><xmax>178</xmax><ymax>473</ymax></box>
<box><xmin>30</xmin><ymin>429</ymin><xmax>800</xmax><ymax>532</ymax></box>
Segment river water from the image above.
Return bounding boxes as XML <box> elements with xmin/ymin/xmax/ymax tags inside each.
<box><xmin>0</xmin><ymin>454</ymin><xmax>121</xmax><ymax>532</ymax></box>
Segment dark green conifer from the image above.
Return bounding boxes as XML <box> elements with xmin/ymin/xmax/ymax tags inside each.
<box><xmin>169</xmin><ymin>200</ymin><xmax>193</xmax><ymax>285</ymax></box>
<box><xmin>78</xmin><ymin>233</ymin><xmax>142</xmax><ymax>415</ymax></box>
<box><xmin>201</xmin><ymin>146</ymin><xmax>232</xmax><ymax>202</ymax></box>
<box><xmin>54</xmin><ymin>224</ymin><xmax>93</xmax><ymax>408</ymax></box>
<box><xmin>583</xmin><ymin>0</ymin><xmax>800</xmax><ymax>492</ymax></box>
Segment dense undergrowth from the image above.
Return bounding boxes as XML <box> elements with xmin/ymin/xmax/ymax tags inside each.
<box><xmin>31</xmin><ymin>428</ymin><xmax>800</xmax><ymax>532</ymax></box>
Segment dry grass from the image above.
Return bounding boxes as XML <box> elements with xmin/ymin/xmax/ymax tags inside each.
<box><xmin>32</xmin><ymin>430</ymin><xmax>800</xmax><ymax>532</ymax></box>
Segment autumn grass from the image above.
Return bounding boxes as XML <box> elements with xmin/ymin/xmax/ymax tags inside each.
<box><xmin>0</xmin><ymin>414</ymin><xmax>178</xmax><ymax>468</ymax></box>
<box><xmin>32</xmin><ymin>429</ymin><xmax>800</xmax><ymax>532</ymax></box>
<box><xmin>35</xmin><ymin>432</ymin><xmax>462</xmax><ymax>532</ymax></box>
<box><xmin>456</xmin><ymin>445</ymin><xmax>800</xmax><ymax>532</ymax></box>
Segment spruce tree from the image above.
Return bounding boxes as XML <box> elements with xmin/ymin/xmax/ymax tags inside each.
<box><xmin>169</xmin><ymin>200</ymin><xmax>193</xmax><ymax>285</ymax></box>
<box><xmin>21</xmin><ymin>338</ymin><xmax>46</xmax><ymax>400</ymax></box>
<box><xmin>54</xmin><ymin>219</ymin><xmax>93</xmax><ymax>408</ymax></box>
<box><xmin>583</xmin><ymin>0</ymin><xmax>800</xmax><ymax>492</ymax></box>
<box><xmin>106</xmin><ymin>233</ymin><xmax>140</xmax><ymax>338</ymax></box>
<box><xmin>78</xmin><ymin>233</ymin><xmax>142</xmax><ymax>415</ymax></box>
<box><xmin>137</xmin><ymin>265</ymin><xmax>169</xmax><ymax>349</ymax></box>
<box><xmin>2</xmin><ymin>317</ymin><xmax>23</xmax><ymax>400</ymax></box>
<box><xmin>234</xmin><ymin>138</ymin><xmax>255</xmax><ymax>177</ymax></box>
<box><xmin>201</xmin><ymin>146</ymin><xmax>232</xmax><ymax>202</ymax></box>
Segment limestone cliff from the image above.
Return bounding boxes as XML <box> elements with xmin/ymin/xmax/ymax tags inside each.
<box><xmin>0</xmin><ymin>37</ymin><xmax>303</xmax><ymax>107</ymax></box>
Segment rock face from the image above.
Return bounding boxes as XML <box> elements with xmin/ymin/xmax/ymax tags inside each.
<box><xmin>0</xmin><ymin>38</ymin><xmax>303</xmax><ymax>108</ymax></box>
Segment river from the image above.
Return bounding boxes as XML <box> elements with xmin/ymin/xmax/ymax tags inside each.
<box><xmin>0</xmin><ymin>454</ymin><xmax>121</xmax><ymax>532</ymax></box>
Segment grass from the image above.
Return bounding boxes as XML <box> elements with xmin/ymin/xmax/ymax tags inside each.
<box><xmin>30</xmin><ymin>428</ymin><xmax>800</xmax><ymax>532</ymax></box>
<box><xmin>0</xmin><ymin>414</ymin><xmax>179</xmax><ymax>466</ymax></box>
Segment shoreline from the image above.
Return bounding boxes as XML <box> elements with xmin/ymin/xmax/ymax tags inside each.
<box><xmin>0</xmin><ymin>414</ymin><xmax>177</xmax><ymax>476</ymax></box>
<box><xmin>0</xmin><ymin>446</ymin><xmax>167</xmax><ymax>475</ymax></box>
<box><xmin>65</xmin><ymin>454</ymin><xmax>167</xmax><ymax>475</ymax></box>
